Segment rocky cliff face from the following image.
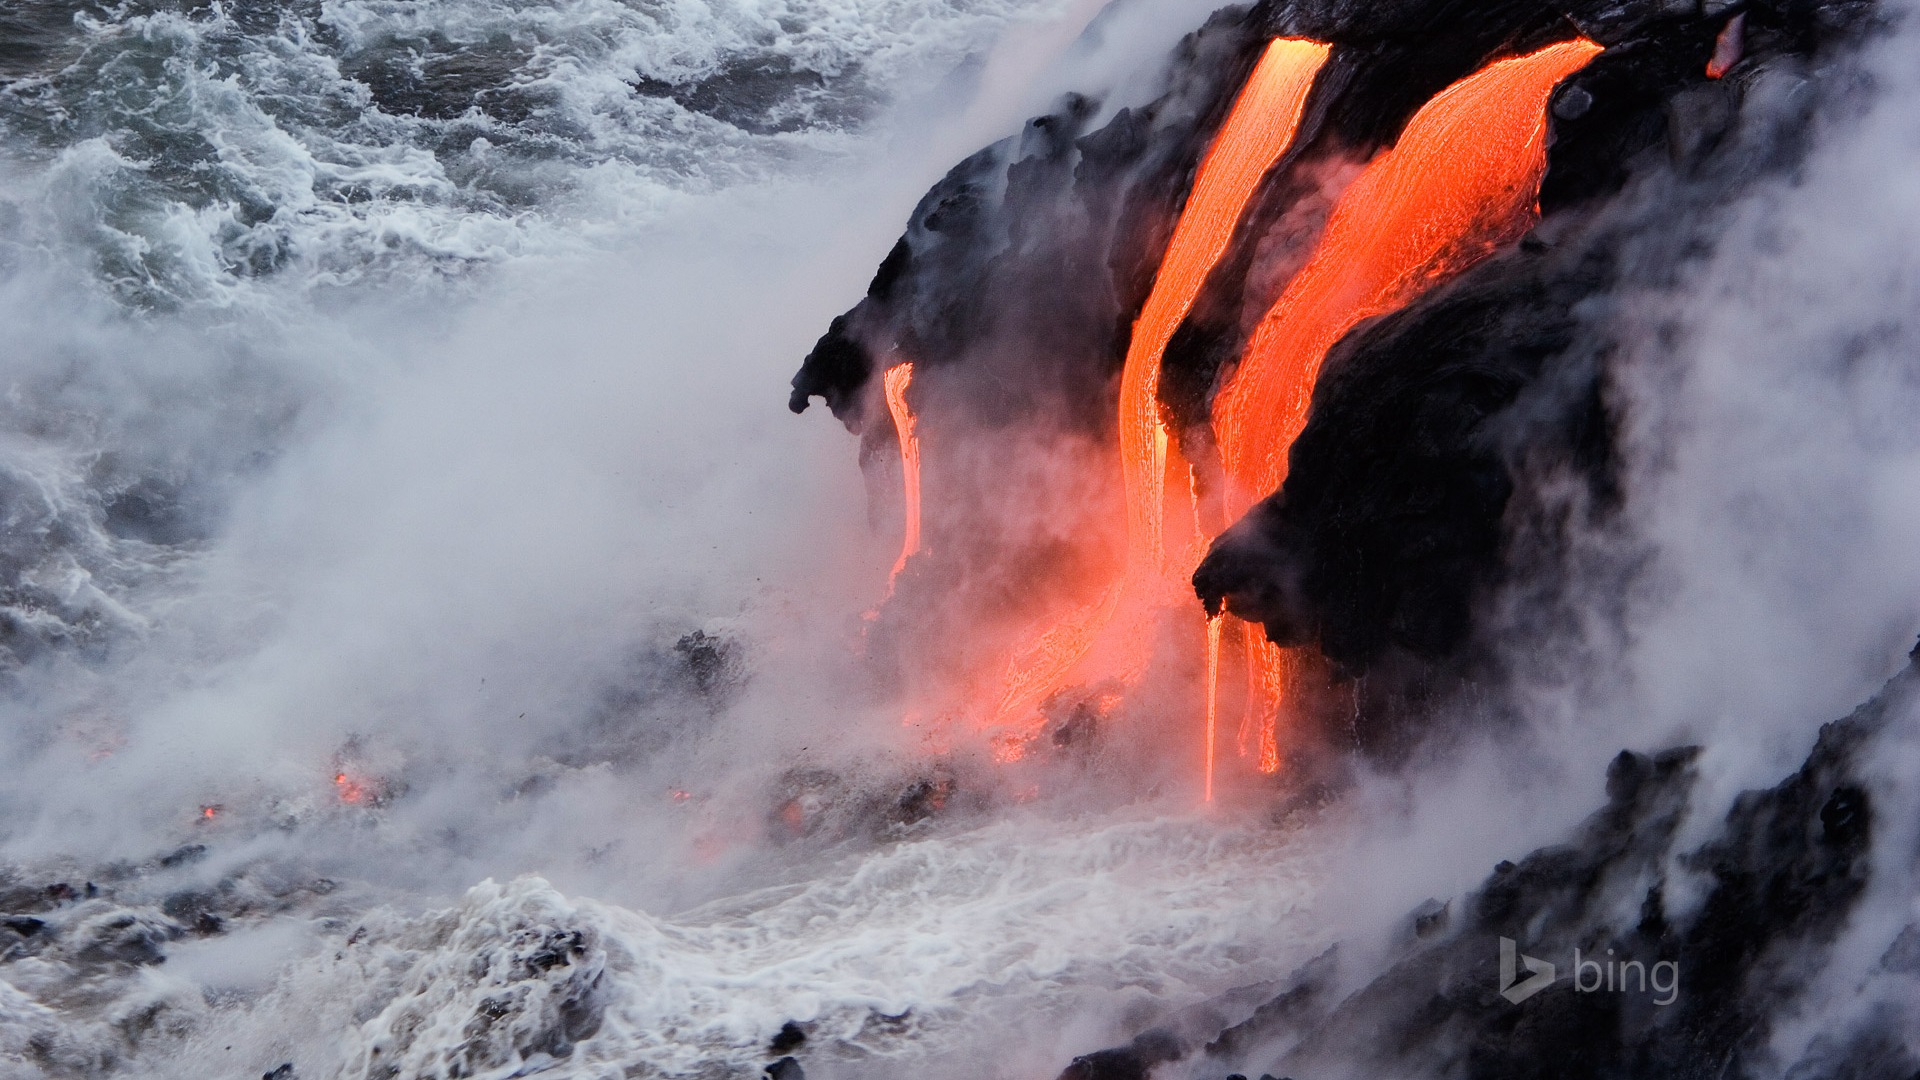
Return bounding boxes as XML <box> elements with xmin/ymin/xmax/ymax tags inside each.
<box><xmin>791</xmin><ymin>0</ymin><xmax>1874</xmax><ymax>750</ymax></box>
<box><xmin>1059</xmin><ymin>653</ymin><xmax>1918</xmax><ymax>1080</ymax></box>
<box><xmin>793</xmin><ymin>3</ymin><xmax>1909</xmax><ymax>1074</ymax></box>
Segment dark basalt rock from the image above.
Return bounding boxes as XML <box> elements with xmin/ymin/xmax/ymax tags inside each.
<box><xmin>794</xmin><ymin>0</ymin><xmax>1875</xmax><ymax>745</ymax></box>
<box><xmin>71</xmin><ymin>909</ymin><xmax>182</xmax><ymax>966</ymax></box>
<box><xmin>1060</xmin><ymin>660</ymin><xmax>1914</xmax><ymax>1080</ymax></box>
<box><xmin>1191</xmin><ymin>0</ymin><xmax>1871</xmax><ymax>724</ymax></box>
<box><xmin>770</xmin><ymin>1020</ymin><xmax>808</xmax><ymax>1053</ymax></box>
<box><xmin>790</xmin><ymin>5</ymin><xmax>1279</xmax><ymax>435</ymax></box>
<box><xmin>1058</xmin><ymin>1028</ymin><xmax>1187</xmax><ymax>1080</ymax></box>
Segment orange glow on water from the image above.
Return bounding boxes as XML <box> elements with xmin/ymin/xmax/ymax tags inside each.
<box><xmin>1214</xmin><ymin>39</ymin><xmax>1603</xmax><ymax>511</ymax></box>
<box><xmin>883</xmin><ymin>362</ymin><xmax>921</xmax><ymax>589</ymax></box>
<box><xmin>334</xmin><ymin>772</ymin><xmax>367</xmax><ymax>805</ymax></box>
<box><xmin>1121</xmin><ymin>38</ymin><xmax>1329</xmax><ymax>576</ymax></box>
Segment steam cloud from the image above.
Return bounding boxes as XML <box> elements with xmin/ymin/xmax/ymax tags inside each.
<box><xmin>3</xmin><ymin>0</ymin><xmax>1920</xmax><ymax>1076</ymax></box>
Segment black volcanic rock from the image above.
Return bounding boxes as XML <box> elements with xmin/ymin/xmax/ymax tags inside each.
<box><xmin>1191</xmin><ymin>0</ymin><xmax>1871</xmax><ymax>714</ymax></box>
<box><xmin>1057</xmin><ymin>1028</ymin><xmax>1187</xmax><ymax>1080</ymax></box>
<box><xmin>790</xmin><ymin>6</ymin><xmax>1276</xmax><ymax>435</ymax></box>
<box><xmin>1063</xmin><ymin>660</ymin><xmax>1917</xmax><ymax>1080</ymax></box>
<box><xmin>794</xmin><ymin>0</ymin><xmax>1874</xmax><ymax>742</ymax></box>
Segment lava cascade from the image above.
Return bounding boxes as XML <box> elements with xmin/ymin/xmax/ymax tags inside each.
<box><xmin>1213</xmin><ymin>39</ymin><xmax>1605</xmax><ymax>509</ymax></box>
<box><xmin>989</xmin><ymin>39</ymin><xmax>1329</xmax><ymax>744</ymax></box>
<box><xmin>1209</xmin><ymin>38</ymin><xmax>1603</xmax><ymax>771</ymax></box>
<box><xmin>883</xmin><ymin>361</ymin><xmax>921</xmax><ymax>591</ymax></box>
<box><xmin>930</xmin><ymin>38</ymin><xmax>1603</xmax><ymax>786</ymax></box>
<box><xmin>1120</xmin><ymin>38</ymin><xmax>1330</xmax><ymax>579</ymax></box>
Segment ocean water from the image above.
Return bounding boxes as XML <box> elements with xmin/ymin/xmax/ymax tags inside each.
<box><xmin>8</xmin><ymin>0</ymin><xmax>1920</xmax><ymax>1077</ymax></box>
<box><xmin>0</xmin><ymin>2</ymin><xmax>1353</xmax><ymax>1076</ymax></box>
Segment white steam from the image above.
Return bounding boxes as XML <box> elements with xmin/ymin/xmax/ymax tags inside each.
<box><xmin>5</xmin><ymin>0</ymin><xmax>1920</xmax><ymax>1077</ymax></box>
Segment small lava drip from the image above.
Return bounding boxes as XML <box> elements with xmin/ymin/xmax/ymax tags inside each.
<box><xmin>882</xmin><ymin>361</ymin><xmax>922</xmax><ymax>592</ymax></box>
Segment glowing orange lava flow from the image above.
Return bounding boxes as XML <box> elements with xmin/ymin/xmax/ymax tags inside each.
<box><xmin>1121</xmin><ymin>38</ymin><xmax>1329</xmax><ymax>577</ymax></box>
<box><xmin>991</xmin><ymin>40</ymin><xmax>1328</xmax><ymax>745</ymax></box>
<box><xmin>1210</xmin><ymin>38</ymin><xmax>1602</xmax><ymax>774</ymax></box>
<box><xmin>1215</xmin><ymin>39</ymin><xmax>1603</xmax><ymax>507</ymax></box>
<box><xmin>883</xmin><ymin>362</ymin><xmax>921</xmax><ymax>589</ymax></box>
<box><xmin>1203</xmin><ymin>615</ymin><xmax>1222</xmax><ymax>801</ymax></box>
<box><xmin>1244</xmin><ymin>623</ymin><xmax>1285</xmax><ymax>774</ymax></box>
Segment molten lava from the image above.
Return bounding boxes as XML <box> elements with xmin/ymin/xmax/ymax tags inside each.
<box><xmin>991</xmin><ymin>580</ymin><xmax>1126</xmax><ymax>744</ymax></box>
<box><xmin>1121</xmin><ymin>38</ymin><xmax>1330</xmax><ymax>576</ymax></box>
<box><xmin>883</xmin><ymin>362</ymin><xmax>922</xmax><ymax>590</ymax></box>
<box><xmin>1244</xmin><ymin>625</ymin><xmax>1286</xmax><ymax>774</ymax></box>
<box><xmin>1214</xmin><ymin>39</ymin><xmax>1604</xmax><ymax>509</ymax></box>
<box><xmin>991</xmin><ymin>39</ymin><xmax>1328</xmax><ymax>743</ymax></box>
<box><xmin>920</xmin><ymin>37</ymin><xmax>1602</xmax><ymax>796</ymax></box>
<box><xmin>1204</xmin><ymin>39</ymin><xmax>1601</xmax><ymax>787</ymax></box>
<box><xmin>1203</xmin><ymin>615</ymin><xmax>1223</xmax><ymax>800</ymax></box>
<box><xmin>334</xmin><ymin>772</ymin><xmax>368</xmax><ymax>805</ymax></box>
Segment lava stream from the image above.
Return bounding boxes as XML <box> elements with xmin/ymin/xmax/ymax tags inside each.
<box><xmin>1213</xmin><ymin>39</ymin><xmax>1604</xmax><ymax>509</ymax></box>
<box><xmin>1204</xmin><ymin>615</ymin><xmax>1223</xmax><ymax>800</ymax></box>
<box><xmin>883</xmin><ymin>362</ymin><xmax>921</xmax><ymax>591</ymax></box>
<box><xmin>990</xmin><ymin>39</ymin><xmax>1328</xmax><ymax>739</ymax></box>
<box><xmin>1208</xmin><ymin>38</ymin><xmax>1602</xmax><ymax>770</ymax></box>
<box><xmin>1121</xmin><ymin>38</ymin><xmax>1329</xmax><ymax>577</ymax></box>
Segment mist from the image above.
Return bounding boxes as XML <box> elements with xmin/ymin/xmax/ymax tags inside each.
<box><xmin>5</xmin><ymin>0</ymin><xmax>1920</xmax><ymax>1077</ymax></box>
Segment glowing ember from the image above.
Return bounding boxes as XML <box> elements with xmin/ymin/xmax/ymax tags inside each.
<box><xmin>334</xmin><ymin>772</ymin><xmax>368</xmax><ymax>804</ymax></box>
<box><xmin>199</xmin><ymin>805</ymin><xmax>221</xmax><ymax>820</ymax></box>
<box><xmin>882</xmin><ymin>361</ymin><xmax>921</xmax><ymax>590</ymax></box>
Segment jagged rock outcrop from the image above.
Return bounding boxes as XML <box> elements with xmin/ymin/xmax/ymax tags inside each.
<box><xmin>1057</xmin><ymin>657</ymin><xmax>1919</xmax><ymax>1080</ymax></box>
<box><xmin>1192</xmin><ymin>0</ymin><xmax>1868</xmax><ymax>691</ymax></box>
<box><xmin>792</xmin><ymin>0</ymin><xmax>1875</xmax><ymax>743</ymax></box>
